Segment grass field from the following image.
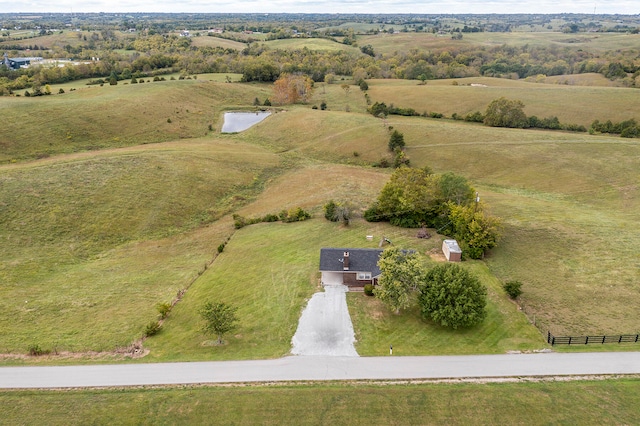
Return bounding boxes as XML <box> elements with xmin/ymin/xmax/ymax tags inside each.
<box><xmin>190</xmin><ymin>35</ymin><xmax>247</xmax><ymax>50</ymax></box>
<box><xmin>2</xmin><ymin>75</ymin><xmax>639</xmax><ymax>360</ymax></box>
<box><xmin>0</xmin><ymin>139</ymin><xmax>281</xmax><ymax>353</ymax></box>
<box><xmin>359</xmin><ymin>31</ymin><xmax>640</xmax><ymax>56</ymax></box>
<box><xmin>264</xmin><ymin>38</ymin><xmax>360</xmax><ymax>52</ymax></box>
<box><xmin>366</xmin><ymin>77</ymin><xmax>640</xmax><ymax>126</ymax></box>
<box><xmin>0</xmin><ymin>78</ymin><xmax>272</xmax><ymax>162</ymax></box>
<box><xmin>2</xmin><ymin>378</ymin><xmax>640</xmax><ymax>424</ymax></box>
<box><xmin>145</xmin><ymin>216</ymin><xmax>542</xmax><ymax>361</ymax></box>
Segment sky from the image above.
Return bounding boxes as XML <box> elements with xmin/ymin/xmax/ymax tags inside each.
<box><xmin>0</xmin><ymin>0</ymin><xmax>638</xmax><ymax>15</ymax></box>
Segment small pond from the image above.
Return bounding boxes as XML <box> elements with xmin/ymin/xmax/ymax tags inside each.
<box><xmin>221</xmin><ymin>111</ymin><xmax>271</xmax><ymax>133</ymax></box>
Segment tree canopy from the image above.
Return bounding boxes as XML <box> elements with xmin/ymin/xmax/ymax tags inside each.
<box><xmin>366</xmin><ymin>167</ymin><xmax>475</xmax><ymax>228</ymax></box>
<box><xmin>418</xmin><ymin>263</ymin><xmax>487</xmax><ymax>329</ymax></box>
<box><xmin>374</xmin><ymin>247</ymin><xmax>425</xmax><ymax>314</ymax></box>
<box><xmin>199</xmin><ymin>301</ymin><xmax>239</xmax><ymax>345</ymax></box>
<box><xmin>446</xmin><ymin>202</ymin><xmax>501</xmax><ymax>259</ymax></box>
<box><xmin>272</xmin><ymin>73</ymin><xmax>314</xmax><ymax>104</ymax></box>
<box><xmin>483</xmin><ymin>97</ymin><xmax>528</xmax><ymax>128</ymax></box>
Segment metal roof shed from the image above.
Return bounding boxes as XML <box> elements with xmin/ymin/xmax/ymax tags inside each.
<box><xmin>442</xmin><ymin>239</ymin><xmax>462</xmax><ymax>262</ymax></box>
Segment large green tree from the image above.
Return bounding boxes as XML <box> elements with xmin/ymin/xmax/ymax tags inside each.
<box><xmin>388</xmin><ymin>130</ymin><xmax>405</xmax><ymax>152</ymax></box>
<box><xmin>418</xmin><ymin>263</ymin><xmax>487</xmax><ymax>329</ymax></box>
<box><xmin>366</xmin><ymin>167</ymin><xmax>475</xmax><ymax>228</ymax></box>
<box><xmin>374</xmin><ymin>247</ymin><xmax>425</xmax><ymax>314</ymax></box>
<box><xmin>483</xmin><ymin>97</ymin><xmax>528</xmax><ymax>128</ymax></box>
<box><xmin>199</xmin><ymin>301</ymin><xmax>239</xmax><ymax>345</ymax></box>
<box><xmin>371</xmin><ymin>167</ymin><xmax>441</xmax><ymax>227</ymax></box>
<box><xmin>447</xmin><ymin>202</ymin><xmax>501</xmax><ymax>259</ymax></box>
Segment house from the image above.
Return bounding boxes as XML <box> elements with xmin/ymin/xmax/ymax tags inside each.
<box><xmin>442</xmin><ymin>239</ymin><xmax>462</xmax><ymax>262</ymax></box>
<box><xmin>319</xmin><ymin>248</ymin><xmax>383</xmax><ymax>288</ymax></box>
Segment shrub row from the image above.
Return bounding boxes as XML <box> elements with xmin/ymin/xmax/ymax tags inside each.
<box><xmin>233</xmin><ymin>207</ymin><xmax>311</xmax><ymax>229</ymax></box>
<box><xmin>590</xmin><ymin>119</ymin><xmax>639</xmax><ymax>138</ymax></box>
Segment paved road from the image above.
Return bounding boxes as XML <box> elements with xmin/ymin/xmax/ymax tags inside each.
<box><xmin>1</xmin><ymin>352</ymin><xmax>639</xmax><ymax>388</ymax></box>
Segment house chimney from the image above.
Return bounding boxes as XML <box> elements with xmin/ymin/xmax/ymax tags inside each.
<box><xmin>343</xmin><ymin>251</ymin><xmax>350</xmax><ymax>270</ymax></box>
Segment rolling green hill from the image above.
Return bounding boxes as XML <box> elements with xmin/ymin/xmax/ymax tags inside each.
<box><xmin>1</xmin><ymin>75</ymin><xmax>638</xmax><ymax>359</ymax></box>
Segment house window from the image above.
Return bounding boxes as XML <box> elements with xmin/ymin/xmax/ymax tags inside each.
<box><xmin>357</xmin><ymin>272</ymin><xmax>372</xmax><ymax>280</ymax></box>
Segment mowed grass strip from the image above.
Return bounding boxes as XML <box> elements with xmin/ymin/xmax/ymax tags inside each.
<box><xmin>2</xmin><ymin>379</ymin><xmax>640</xmax><ymax>425</ymax></box>
<box><xmin>0</xmin><ymin>140</ymin><xmax>280</xmax><ymax>353</ymax></box>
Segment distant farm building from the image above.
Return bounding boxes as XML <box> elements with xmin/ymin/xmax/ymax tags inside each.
<box><xmin>3</xmin><ymin>52</ymin><xmax>43</xmax><ymax>70</ymax></box>
<box><xmin>442</xmin><ymin>239</ymin><xmax>462</xmax><ymax>262</ymax></box>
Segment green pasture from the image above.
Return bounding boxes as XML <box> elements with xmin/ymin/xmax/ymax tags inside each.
<box><xmin>2</xmin><ymin>379</ymin><xmax>640</xmax><ymax>425</ymax></box>
<box><xmin>190</xmin><ymin>35</ymin><xmax>247</xmax><ymax>50</ymax></box>
<box><xmin>366</xmin><ymin>77</ymin><xmax>640</xmax><ymax>127</ymax></box>
<box><xmin>0</xmin><ymin>140</ymin><xmax>280</xmax><ymax>353</ymax></box>
<box><xmin>358</xmin><ymin>31</ymin><xmax>640</xmax><ymax>55</ymax></box>
<box><xmin>264</xmin><ymin>37</ymin><xmax>359</xmax><ymax>52</ymax></box>
<box><xmin>0</xmin><ymin>78</ymin><xmax>271</xmax><ymax>162</ymax></box>
<box><xmin>145</xmin><ymin>214</ymin><xmax>541</xmax><ymax>361</ymax></box>
<box><xmin>0</xmin><ymin>30</ymin><xmax>93</xmax><ymax>50</ymax></box>
<box><xmin>1</xmin><ymin>77</ymin><xmax>639</xmax><ymax>360</ymax></box>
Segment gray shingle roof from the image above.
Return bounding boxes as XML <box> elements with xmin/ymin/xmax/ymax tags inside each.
<box><xmin>319</xmin><ymin>248</ymin><xmax>384</xmax><ymax>277</ymax></box>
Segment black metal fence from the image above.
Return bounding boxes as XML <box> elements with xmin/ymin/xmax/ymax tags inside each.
<box><xmin>547</xmin><ymin>331</ymin><xmax>640</xmax><ymax>346</ymax></box>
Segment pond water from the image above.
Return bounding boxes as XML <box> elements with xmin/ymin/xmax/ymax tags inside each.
<box><xmin>221</xmin><ymin>111</ymin><xmax>271</xmax><ymax>133</ymax></box>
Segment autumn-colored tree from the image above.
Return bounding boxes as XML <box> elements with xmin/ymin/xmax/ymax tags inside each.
<box><xmin>273</xmin><ymin>73</ymin><xmax>314</xmax><ymax>105</ymax></box>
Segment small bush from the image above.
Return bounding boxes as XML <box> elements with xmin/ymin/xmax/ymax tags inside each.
<box><xmin>217</xmin><ymin>242</ymin><xmax>226</xmax><ymax>253</ymax></box>
<box><xmin>503</xmin><ymin>280</ymin><xmax>523</xmax><ymax>299</ymax></box>
<box><xmin>167</xmin><ymin>118</ymin><xmax>172</xmax><ymax>123</ymax></box>
<box><xmin>324</xmin><ymin>200</ymin><xmax>338</xmax><ymax>221</ymax></box>
<box><xmin>156</xmin><ymin>302</ymin><xmax>172</xmax><ymax>319</ymax></box>
<box><xmin>364</xmin><ymin>284</ymin><xmax>374</xmax><ymax>296</ymax></box>
<box><xmin>282</xmin><ymin>207</ymin><xmax>311</xmax><ymax>223</ymax></box>
<box><xmin>373</xmin><ymin>157</ymin><xmax>391</xmax><ymax>168</ymax></box>
<box><xmin>464</xmin><ymin>111</ymin><xmax>484</xmax><ymax>122</ymax></box>
<box><xmin>262</xmin><ymin>213</ymin><xmax>280</xmax><ymax>222</ymax></box>
<box><xmin>28</xmin><ymin>344</ymin><xmax>50</xmax><ymax>356</ymax></box>
<box><xmin>363</xmin><ymin>205</ymin><xmax>385</xmax><ymax>222</ymax></box>
<box><xmin>145</xmin><ymin>321</ymin><xmax>162</xmax><ymax>337</ymax></box>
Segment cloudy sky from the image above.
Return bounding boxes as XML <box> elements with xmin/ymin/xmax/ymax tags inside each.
<box><xmin>0</xmin><ymin>0</ymin><xmax>637</xmax><ymax>15</ymax></box>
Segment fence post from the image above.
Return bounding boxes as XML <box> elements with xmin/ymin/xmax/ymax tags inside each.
<box><xmin>636</xmin><ymin>334</ymin><xmax>639</xmax><ymax>343</ymax></box>
<box><xmin>547</xmin><ymin>331</ymin><xmax>551</xmax><ymax>344</ymax></box>
<box><xmin>585</xmin><ymin>336</ymin><xmax>589</xmax><ymax>345</ymax></box>
<box><xmin>619</xmin><ymin>335</ymin><xmax>623</xmax><ymax>343</ymax></box>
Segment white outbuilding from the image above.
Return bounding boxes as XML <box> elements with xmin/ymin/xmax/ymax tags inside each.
<box><xmin>442</xmin><ymin>239</ymin><xmax>462</xmax><ymax>262</ymax></box>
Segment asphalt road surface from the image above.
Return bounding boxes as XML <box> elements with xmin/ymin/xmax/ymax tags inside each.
<box><xmin>1</xmin><ymin>352</ymin><xmax>639</xmax><ymax>389</ymax></box>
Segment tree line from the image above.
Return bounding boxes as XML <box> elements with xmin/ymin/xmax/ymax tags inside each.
<box><xmin>2</xmin><ymin>27</ymin><xmax>640</xmax><ymax>94</ymax></box>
